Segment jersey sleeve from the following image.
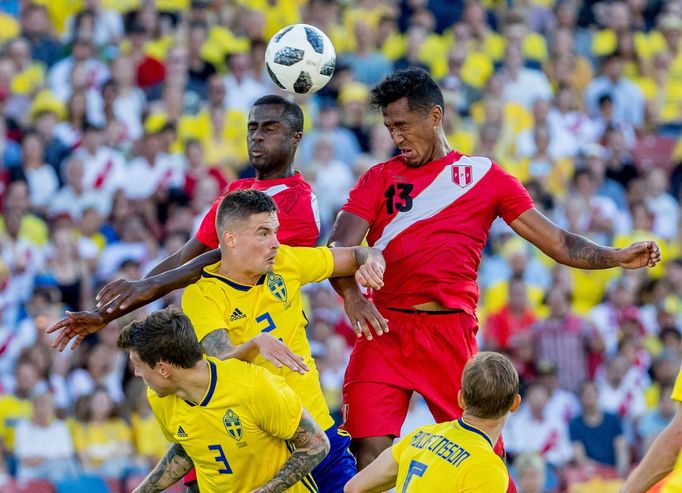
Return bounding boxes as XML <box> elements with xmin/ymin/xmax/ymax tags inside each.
<box><xmin>248</xmin><ymin>364</ymin><xmax>303</xmax><ymax>440</ymax></box>
<box><xmin>147</xmin><ymin>387</ymin><xmax>176</xmax><ymax>443</ymax></box>
<box><xmin>391</xmin><ymin>429</ymin><xmax>417</xmax><ymax>462</ymax></box>
<box><xmin>194</xmin><ymin>196</ymin><xmax>221</xmax><ymax>249</ymax></box>
<box><xmin>181</xmin><ymin>283</ymin><xmax>229</xmax><ymax>343</ymax></box>
<box><xmin>673</xmin><ymin>370</ymin><xmax>682</xmax><ymax>402</ymax></box>
<box><xmin>340</xmin><ymin>165</ymin><xmax>384</xmax><ymax>225</ymax></box>
<box><xmin>492</xmin><ymin>164</ymin><xmax>534</xmax><ymax>225</ymax></box>
<box><xmin>281</xmin><ymin>245</ymin><xmax>334</xmax><ymax>284</ymax></box>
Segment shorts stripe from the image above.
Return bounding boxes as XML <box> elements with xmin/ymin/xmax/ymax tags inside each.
<box><xmin>302</xmin><ymin>474</ymin><xmax>318</xmax><ymax>492</ymax></box>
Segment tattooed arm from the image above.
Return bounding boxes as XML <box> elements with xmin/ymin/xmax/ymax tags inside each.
<box><xmin>133</xmin><ymin>443</ymin><xmax>193</xmax><ymax>493</ymax></box>
<box><xmin>200</xmin><ymin>329</ymin><xmax>309</xmax><ymax>374</ymax></box>
<box><xmin>251</xmin><ymin>409</ymin><xmax>330</xmax><ymax>493</ymax></box>
<box><xmin>510</xmin><ymin>208</ymin><xmax>661</xmax><ymax>270</ymax></box>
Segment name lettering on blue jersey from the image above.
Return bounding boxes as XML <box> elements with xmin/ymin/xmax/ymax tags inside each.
<box><xmin>409</xmin><ymin>431</ymin><xmax>471</xmax><ymax>467</ymax></box>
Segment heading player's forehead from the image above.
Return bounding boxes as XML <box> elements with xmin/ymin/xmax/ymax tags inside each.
<box><xmin>248</xmin><ymin>104</ymin><xmax>287</xmax><ymax>127</ymax></box>
<box><xmin>382</xmin><ymin>97</ymin><xmax>428</xmax><ymax>127</ymax></box>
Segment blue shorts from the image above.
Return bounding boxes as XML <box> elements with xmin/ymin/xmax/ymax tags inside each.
<box><xmin>309</xmin><ymin>426</ymin><xmax>356</xmax><ymax>493</ymax></box>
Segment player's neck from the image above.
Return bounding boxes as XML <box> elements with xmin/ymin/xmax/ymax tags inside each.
<box><xmin>429</xmin><ymin>131</ymin><xmax>452</xmax><ymax>162</ymax></box>
<box><xmin>460</xmin><ymin>414</ymin><xmax>505</xmax><ymax>447</ymax></box>
<box><xmin>255</xmin><ymin>165</ymin><xmax>295</xmax><ymax>181</ymax></box>
<box><xmin>174</xmin><ymin>359</ymin><xmax>211</xmax><ymax>404</ymax></box>
<box><xmin>217</xmin><ymin>258</ymin><xmax>263</xmax><ymax>285</ymax></box>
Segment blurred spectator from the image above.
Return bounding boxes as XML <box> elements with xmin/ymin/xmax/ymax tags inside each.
<box><xmin>584</xmin><ymin>52</ymin><xmax>645</xmax><ymax>129</ymax></box>
<box><xmin>590</xmin><ymin>277</ymin><xmax>642</xmax><ymax>357</ymax></box>
<box><xmin>598</xmin><ymin>355</ymin><xmax>646</xmax><ymax>423</ymax></box>
<box><xmin>638</xmin><ymin>383</ymin><xmax>676</xmax><ymax>453</ymax></box>
<box><xmin>64</xmin><ymin>0</ymin><xmax>124</xmax><ymax>48</ymax></box>
<box><xmin>71</xmin><ymin>388</ymin><xmax>135</xmax><ymax>479</ymax></box>
<box><xmin>505</xmin><ymin>382</ymin><xmax>574</xmax><ymax>468</ymax></box>
<box><xmin>514</xmin><ymin>452</ymin><xmax>546</xmax><ymax>493</ymax></box>
<box><xmin>48</xmin><ymin>37</ymin><xmax>109</xmax><ymax>103</ymax></box>
<box><xmin>569</xmin><ymin>381</ymin><xmax>629</xmax><ymax>477</ymax></box>
<box><xmin>484</xmin><ymin>276</ymin><xmax>537</xmax><ymax>352</ymax></box>
<box><xmin>20</xmin><ymin>130</ymin><xmax>58</xmax><ymax>210</ymax></box>
<box><xmin>298</xmin><ymin>104</ymin><xmax>361</xmax><ymax>167</ymax></box>
<box><xmin>20</xmin><ymin>4</ymin><xmax>63</xmax><ymax>69</ymax></box>
<box><xmin>533</xmin><ymin>286</ymin><xmax>603</xmax><ymax>393</ymax></box>
<box><xmin>14</xmin><ymin>392</ymin><xmax>78</xmax><ymax>482</ymax></box>
<box><xmin>499</xmin><ymin>44</ymin><xmax>553</xmax><ymax>110</ymax></box>
<box><xmin>222</xmin><ymin>53</ymin><xmax>268</xmax><ymax>114</ymax></box>
<box><xmin>341</xmin><ymin>20</ymin><xmax>392</xmax><ymax>87</ymax></box>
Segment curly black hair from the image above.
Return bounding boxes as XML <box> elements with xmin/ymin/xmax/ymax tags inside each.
<box><xmin>369</xmin><ymin>67</ymin><xmax>444</xmax><ymax>114</ymax></box>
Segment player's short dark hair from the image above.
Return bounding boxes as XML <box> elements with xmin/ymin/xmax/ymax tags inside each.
<box><xmin>369</xmin><ymin>67</ymin><xmax>444</xmax><ymax>114</ymax></box>
<box><xmin>253</xmin><ymin>95</ymin><xmax>304</xmax><ymax>133</ymax></box>
<box><xmin>461</xmin><ymin>352</ymin><xmax>519</xmax><ymax>419</ymax></box>
<box><xmin>117</xmin><ymin>306</ymin><xmax>203</xmax><ymax>369</ymax></box>
<box><xmin>215</xmin><ymin>189</ymin><xmax>278</xmax><ymax>233</ymax></box>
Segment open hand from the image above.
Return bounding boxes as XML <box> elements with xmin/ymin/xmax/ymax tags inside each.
<box><xmin>253</xmin><ymin>333</ymin><xmax>310</xmax><ymax>374</ymax></box>
<box><xmin>343</xmin><ymin>293</ymin><xmax>388</xmax><ymax>341</ymax></box>
<box><xmin>46</xmin><ymin>310</ymin><xmax>107</xmax><ymax>351</ymax></box>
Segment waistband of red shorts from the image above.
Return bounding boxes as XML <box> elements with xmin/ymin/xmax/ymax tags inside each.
<box><xmin>385</xmin><ymin>307</ymin><xmax>466</xmax><ymax>316</ymax></box>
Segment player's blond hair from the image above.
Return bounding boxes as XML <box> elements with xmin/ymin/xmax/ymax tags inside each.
<box><xmin>461</xmin><ymin>352</ymin><xmax>519</xmax><ymax>419</ymax></box>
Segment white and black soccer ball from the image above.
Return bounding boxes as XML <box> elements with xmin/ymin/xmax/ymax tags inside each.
<box><xmin>265</xmin><ymin>24</ymin><xmax>336</xmax><ymax>95</ymax></box>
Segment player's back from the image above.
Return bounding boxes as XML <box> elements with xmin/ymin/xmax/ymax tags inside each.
<box><xmin>148</xmin><ymin>357</ymin><xmax>313</xmax><ymax>493</ymax></box>
<box><xmin>393</xmin><ymin>419</ymin><xmax>508</xmax><ymax>493</ymax></box>
<box><xmin>195</xmin><ymin>172</ymin><xmax>320</xmax><ymax>249</ymax></box>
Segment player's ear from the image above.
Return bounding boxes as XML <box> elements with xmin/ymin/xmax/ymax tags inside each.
<box><xmin>457</xmin><ymin>389</ymin><xmax>465</xmax><ymax>410</ymax></box>
<box><xmin>222</xmin><ymin>229</ymin><xmax>236</xmax><ymax>247</ymax></box>
<box><xmin>431</xmin><ymin>104</ymin><xmax>443</xmax><ymax>127</ymax></box>
<box><xmin>291</xmin><ymin>130</ymin><xmax>303</xmax><ymax>146</ymax></box>
<box><xmin>510</xmin><ymin>394</ymin><xmax>522</xmax><ymax>413</ymax></box>
<box><xmin>158</xmin><ymin>362</ymin><xmax>171</xmax><ymax>379</ymax></box>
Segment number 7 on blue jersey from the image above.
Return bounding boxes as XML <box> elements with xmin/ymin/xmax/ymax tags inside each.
<box><xmin>402</xmin><ymin>460</ymin><xmax>427</xmax><ymax>492</ymax></box>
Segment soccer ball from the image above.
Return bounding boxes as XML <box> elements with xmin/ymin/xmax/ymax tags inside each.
<box><xmin>265</xmin><ymin>24</ymin><xmax>336</xmax><ymax>95</ymax></box>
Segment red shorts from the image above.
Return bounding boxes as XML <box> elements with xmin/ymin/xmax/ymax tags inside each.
<box><xmin>184</xmin><ymin>468</ymin><xmax>196</xmax><ymax>484</ymax></box>
<box><xmin>342</xmin><ymin>308</ymin><xmax>479</xmax><ymax>439</ymax></box>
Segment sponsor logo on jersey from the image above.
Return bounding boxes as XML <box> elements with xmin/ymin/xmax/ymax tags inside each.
<box><xmin>177</xmin><ymin>425</ymin><xmax>188</xmax><ymax>438</ymax></box>
<box><xmin>223</xmin><ymin>409</ymin><xmax>243</xmax><ymax>441</ymax></box>
<box><xmin>229</xmin><ymin>308</ymin><xmax>247</xmax><ymax>321</ymax></box>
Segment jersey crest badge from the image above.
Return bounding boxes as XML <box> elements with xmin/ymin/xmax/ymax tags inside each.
<box><xmin>267</xmin><ymin>273</ymin><xmax>287</xmax><ymax>302</ymax></box>
<box><xmin>223</xmin><ymin>409</ymin><xmax>243</xmax><ymax>441</ymax></box>
<box><xmin>452</xmin><ymin>164</ymin><xmax>472</xmax><ymax>188</ymax></box>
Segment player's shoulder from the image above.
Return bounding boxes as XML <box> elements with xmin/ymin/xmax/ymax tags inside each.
<box><xmin>226</xmin><ymin>178</ymin><xmax>255</xmax><ymax>192</ymax></box>
<box><xmin>367</xmin><ymin>155</ymin><xmax>406</xmax><ymax>175</ymax></box>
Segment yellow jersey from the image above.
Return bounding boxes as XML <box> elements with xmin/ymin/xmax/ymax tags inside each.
<box><xmin>392</xmin><ymin>420</ymin><xmax>508</xmax><ymax>493</ymax></box>
<box><xmin>149</xmin><ymin>357</ymin><xmax>314</xmax><ymax>493</ymax></box>
<box><xmin>182</xmin><ymin>245</ymin><xmax>335</xmax><ymax>431</ymax></box>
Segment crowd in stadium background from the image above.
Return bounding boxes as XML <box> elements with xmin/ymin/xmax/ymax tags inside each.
<box><xmin>0</xmin><ymin>0</ymin><xmax>680</xmax><ymax>491</ymax></box>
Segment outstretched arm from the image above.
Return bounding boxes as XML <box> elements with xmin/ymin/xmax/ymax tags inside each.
<box><xmin>132</xmin><ymin>443</ymin><xmax>194</xmax><ymax>493</ymax></box>
<box><xmin>510</xmin><ymin>208</ymin><xmax>661</xmax><ymax>270</ymax></box>
<box><xmin>47</xmin><ymin>248</ymin><xmax>221</xmax><ymax>351</ymax></box>
<box><xmin>251</xmin><ymin>409</ymin><xmax>330</xmax><ymax>493</ymax></box>
<box><xmin>343</xmin><ymin>447</ymin><xmax>398</xmax><ymax>493</ymax></box>
<box><xmin>146</xmin><ymin>236</ymin><xmax>211</xmax><ymax>277</ymax></box>
<box><xmin>327</xmin><ymin>211</ymin><xmax>388</xmax><ymax>340</ymax></box>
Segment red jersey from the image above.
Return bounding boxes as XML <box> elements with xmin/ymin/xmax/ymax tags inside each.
<box><xmin>195</xmin><ymin>172</ymin><xmax>320</xmax><ymax>248</ymax></box>
<box><xmin>341</xmin><ymin>151</ymin><xmax>533</xmax><ymax>315</ymax></box>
